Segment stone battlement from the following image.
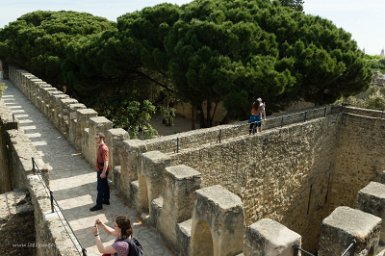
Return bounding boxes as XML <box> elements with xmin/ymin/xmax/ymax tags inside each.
<box><xmin>4</xmin><ymin>66</ymin><xmax>385</xmax><ymax>255</ymax></box>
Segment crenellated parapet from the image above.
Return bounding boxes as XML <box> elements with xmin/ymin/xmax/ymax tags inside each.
<box><xmin>6</xmin><ymin>66</ymin><xmax>385</xmax><ymax>255</ymax></box>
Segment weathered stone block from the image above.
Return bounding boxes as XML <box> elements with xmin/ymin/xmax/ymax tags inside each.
<box><xmin>75</xmin><ymin>108</ymin><xmax>97</xmax><ymax>151</ymax></box>
<box><xmin>138</xmin><ymin>151</ymin><xmax>171</xmax><ymax>215</ymax></box>
<box><xmin>244</xmin><ymin>218</ymin><xmax>301</xmax><ymax>256</ymax></box>
<box><xmin>130</xmin><ymin>180</ymin><xmax>139</xmax><ymax>207</ymax></box>
<box><xmin>107</xmin><ymin>128</ymin><xmax>129</xmax><ymax>182</ymax></box>
<box><xmin>67</xmin><ymin>103</ymin><xmax>86</xmax><ymax>146</ymax></box>
<box><xmin>176</xmin><ymin>219</ymin><xmax>192</xmax><ymax>256</ymax></box>
<box><xmin>85</xmin><ymin>116</ymin><xmax>113</xmax><ymax>166</ymax></box>
<box><xmin>158</xmin><ymin>165</ymin><xmax>201</xmax><ymax>246</ymax></box>
<box><xmin>357</xmin><ymin>181</ymin><xmax>385</xmax><ymax>243</ymax></box>
<box><xmin>58</xmin><ymin>98</ymin><xmax>78</xmax><ymax>132</ymax></box>
<box><xmin>51</xmin><ymin>93</ymin><xmax>69</xmax><ymax>128</ymax></box>
<box><xmin>318</xmin><ymin>206</ymin><xmax>381</xmax><ymax>256</ymax></box>
<box><xmin>150</xmin><ymin>196</ymin><xmax>163</xmax><ymax>226</ymax></box>
<box><xmin>118</xmin><ymin>139</ymin><xmax>147</xmax><ymax>201</ymax></box>
<box><xmin>190</xmin><ymin>185</ymin><xmax>244</xmax><ymax>256</ymax></box>
<box><xmin>35</xmin><ymin>83</ymin><xmax>52</xmax><ymax>111</ymax></box>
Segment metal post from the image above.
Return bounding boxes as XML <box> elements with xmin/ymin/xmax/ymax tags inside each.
<box><xmin>341</xmin><ymin>239</ymin><xmax>356</xmax><ymax>256</ymax></box>
<box><xmin>50</xmin><ymin>191</ymin><xmax>54</xmax><ymax>213</ymax></box>
<box><xmin>32</xmin><ymin>157</ymin><xmax>35</xmax><ymax>174</ymax></box>
<box><xmin>280</xmin><ymin>116</ymin><xmax>284</xmax><ymax>128</ymax></box>
<box><xmin>176</xmin><ymin>137</ymin><xmax>179</xmax><ymax>153</ymax></box>
<box><xmin>304</xmin><ymin>111</ymin><xmax>307</xmax><ymax>122</ymax></box>
<box><xmin>293</xmin><ymin>244</ymin><xmax>299</xmax><ymax>256</ymax></box>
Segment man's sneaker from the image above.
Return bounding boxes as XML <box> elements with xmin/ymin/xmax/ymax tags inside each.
<box><xmin>102</xmin><ymin>201</ymin><xmax>110</xmax><ymax>205</ymax></box>
<box><xmin>90</xmin><ymin>205</ymin><xmax>103</xmax><ymax>211</ymax></box>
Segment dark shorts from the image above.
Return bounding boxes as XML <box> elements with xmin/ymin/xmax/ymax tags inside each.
<box><xmin>249</xmin><ymin>115</ymin><xmax>262</xmax><ymax>127</ymax></box>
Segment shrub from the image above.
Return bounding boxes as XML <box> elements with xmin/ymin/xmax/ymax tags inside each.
<box><xmin>0</xmin><ymin>82</ymin><xmax>7</xmax><ymax>97</ymax></box>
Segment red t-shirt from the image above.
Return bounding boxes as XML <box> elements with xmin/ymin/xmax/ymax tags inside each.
<box><xmin>96</xmin><ymin>143</ymin><xmax>109</xmax><ymax>171</ymax></box>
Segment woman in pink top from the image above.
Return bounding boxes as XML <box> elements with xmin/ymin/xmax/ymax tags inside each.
<box><xmin>248</xmin><ymin>97</ymin><xmax>267</xmax><ymax>134</ymax></box>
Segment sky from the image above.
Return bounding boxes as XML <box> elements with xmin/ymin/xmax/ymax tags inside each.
<box><xmin>0</xmin><ymin>0</ymin><xmax>384</xmax><ymax>55</ymax></box>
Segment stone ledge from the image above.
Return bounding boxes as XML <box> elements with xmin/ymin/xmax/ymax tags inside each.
<box><xmin>319</xmin><ymin>206</ymin><xmax>382</xmax><ymax>256</ymax></box>
<box><xmin>244</xmin><ymin>218</ymin><xmax>301</xmax><ymax>256</ymax></box>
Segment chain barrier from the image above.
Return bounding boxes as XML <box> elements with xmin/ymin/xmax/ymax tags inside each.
<box><xmin>32</xmin><ymin>158</ymin><xmax>88</xmax><ymax>256</ymax></box>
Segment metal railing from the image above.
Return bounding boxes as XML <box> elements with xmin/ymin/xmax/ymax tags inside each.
<box><xmin>293</xmin><ymin>239</ymin><xmax>356</xmax><ymax>256</ymax></box>
<box><xmin>32</xmin><ymin>158</ymin><xmax>88</xmax><ymax>256</ymax></box>
<box><xmin>293</xmin><ymin>245</ymin><xmax>316</xmax><ymax>256</ymax></box>
<box><xmin>172</xmin><ymin>105</ymin><xmax>339</xmax><ymax>153</ymax></box>
<box><xmin>341</xmin><ymin>239</ymin><xmax>356</xmax><ymax>256</ymax></box>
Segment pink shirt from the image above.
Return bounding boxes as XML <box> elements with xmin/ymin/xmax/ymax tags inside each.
<box><xmin>112</xmin><ymin>239</ymin><xmax>129</xmax><ymax>256</ymax></box>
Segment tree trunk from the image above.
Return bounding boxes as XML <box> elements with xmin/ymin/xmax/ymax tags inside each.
<box><xmin>191</xmin><ymin>107</ymin><xmax>196</xmax><ymax>130</ymax></box>
<box><xmin>206</xmin><ymin>100</ymin><xmax>212</xmax><ymax>127</ymax></box>
<box><xmin>199</xmin><ymin>104</ymin><xmax>207</xmax><ymax>128</ymax></box>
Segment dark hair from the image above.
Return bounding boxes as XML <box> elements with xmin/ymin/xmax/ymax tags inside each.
<box><xmin>116</xmin><ymin>216</ymin><xmax>133</xmax><ymax>239</ymax></box>
<box><xmin>252</xmin><ymin>101</ymin><xmax>260</xmax><ymax>112</ymax></box>
<box><xmin>96</xmin><ymin>132</ymin><xmax>105</xmax><ymax>141</ymax></box>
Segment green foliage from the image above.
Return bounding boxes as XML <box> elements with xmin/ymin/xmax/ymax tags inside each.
<box><xmin>279</xmin><ymin>0</ymin><xmax>304</xmax><ymax>11</ymax></box>
<box><xmin>365</xmin><ymin>55</ymin><xmax>385</xmax><ymax>73</ymax></box>
<box><xmin>121</xmin><ymin>0</ymin><xmax>370</xmax><ymax>125</ymax></box>
<box><xmin>99</xmin><ymin>99</ymin><xmax>158</xmax><ymax>139</ymax></box>
<box><xmin>0</xmin><ymin>82</ymin><xmax>6</xmax><ymax>97</ymax></box>
<box><xmin>338</xmin><ymin>93</ymin><xmax>385</xmax><ymax>111</ymax></box>
<box><xmin>61</xmin><ymin>28</ymin><xmax>140</xmax><ymax>102</ymax></box>
<box><xmin>0</xmin><ymin>1</ymin><xmax>373</xmax><ymax>129</ymax></box>
<box><xmin>0</xmin><ymin>11</ymin><xmax>115</xmax><ymax>86</ymax></box>
<box><xmin>336</xmin><ymin>71</ymin><xmax>385</xmax><ymax>110</ymax></box>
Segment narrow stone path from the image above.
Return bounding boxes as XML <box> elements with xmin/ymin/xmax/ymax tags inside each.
<box><xmin>2</xmin><ymin>80</ymin><xmax>174</xmax><ymax>256</ymax></box>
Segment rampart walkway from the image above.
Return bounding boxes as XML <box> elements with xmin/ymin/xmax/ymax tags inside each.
<box><xmin>2</xmin><ymin>79</ymin><xmax>174</xmax><ymax>256</ymax></box>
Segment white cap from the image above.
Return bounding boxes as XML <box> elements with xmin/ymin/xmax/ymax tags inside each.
<box><xmin>256</xmin><ymin>97</ymin><xmax>262</xmax><ymax>102</ymax></box>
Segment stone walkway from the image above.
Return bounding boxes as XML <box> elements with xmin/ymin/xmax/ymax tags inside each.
<box><xmin>2</xmin><ymin>80</ymin><xmax>174</xmax><ymax>256</ymax></box>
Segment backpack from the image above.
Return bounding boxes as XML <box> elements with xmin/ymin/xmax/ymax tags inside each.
<box><xmin>126</xmin><ymin>236</ymin><xmax>144</xmax><ymax>256</ymax></box>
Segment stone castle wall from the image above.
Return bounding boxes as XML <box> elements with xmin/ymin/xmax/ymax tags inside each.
<box><xmin>0</xmin><ymin>103</ymin><xmax>14</xmax><ymax>193</ymax></box>
<box><xmin>5</xmin><ymin>65</ymin><xmax>385</xmax><ymax>255</ymax></box>
<box><xmin>332</xmin><ymin>113</ymin><xmax>385</xmax><ymax>209</ymax></box>
<box><xmin>167</xmin><ymin>115</ymin><xmax>340</xmax><ymax>251</ymax></box>
<box><xmin>0</xmin><ymin>101</ymin><xmax>81</xmax><ymax>256</ymax></box>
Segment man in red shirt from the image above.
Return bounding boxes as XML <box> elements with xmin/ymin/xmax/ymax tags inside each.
<box><xmin>90</xmin><ymin>132</ymin><xmax>110</xmax><ymax>211</ymax></box>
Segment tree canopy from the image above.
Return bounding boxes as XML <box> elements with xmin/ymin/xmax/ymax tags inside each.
<box><xmin>118</xmin><ymin>0</ymin><xmax>371</xmax><ymax>125</ymax></box>
<box><xmin>0</xmin><ymin>11</ymin><xmax>115</xmax><ymax>87</ymax></box>
<box><xmin>279</xmin><ymin>0</ymin><xmax>304</xmax><ymax>11</ymax></box>
<box><xmin>0</xmin><ymin>0</ymin><xmax>372</xmax><ymax>128</ymax></box>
